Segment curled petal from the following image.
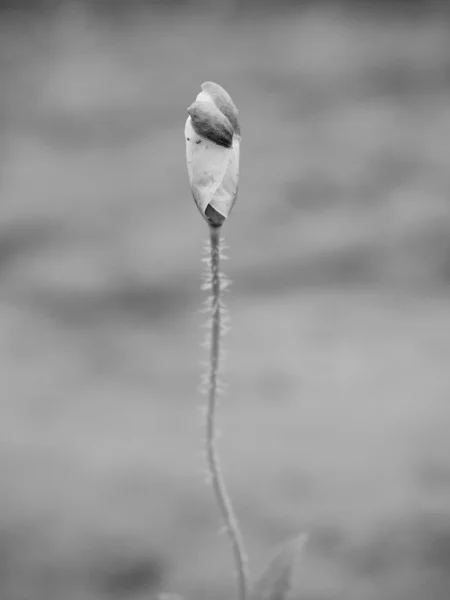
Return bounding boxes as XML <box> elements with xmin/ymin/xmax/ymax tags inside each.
<box><xmin>187</xmin><ymin>100</ymin><xmax>234</xmax><ymax>149</ymax></box>
<box><xmin>201</xmin><ymin>81</ymin><xmax>240</xmax><ymax>136</ymax></box>
<box><xmin>208</xmin><ymin>135</ymin><xmax>240</xmax><ymax>217</ymax></box>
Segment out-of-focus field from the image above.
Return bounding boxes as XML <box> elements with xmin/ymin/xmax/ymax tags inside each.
<box><xmin>1</xmin><ymin>3</ymin><xmax>450</xmax><ymax>599</ymax></box>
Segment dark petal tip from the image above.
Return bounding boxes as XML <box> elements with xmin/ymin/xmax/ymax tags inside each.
<box><xmin>187</xmin><ymin>101</ymin><xmax>233</xmax><ymax>148</ymax></box>
<box><xmin>205</xmin><ymin>204</ymin><xmax>225</xmax><ymax>227</ymax></box>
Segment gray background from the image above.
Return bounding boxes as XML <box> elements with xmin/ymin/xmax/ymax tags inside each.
<box><xmin>1</xmin><ymin>1</ymin><xmax>450</xmax><ymax>599</ymax></box>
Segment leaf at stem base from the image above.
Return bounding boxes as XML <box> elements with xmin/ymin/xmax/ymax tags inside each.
<box><xmin>250</xmin><ymin>534</ymin><xmax>307</xmax><ymax>600</ymax></box>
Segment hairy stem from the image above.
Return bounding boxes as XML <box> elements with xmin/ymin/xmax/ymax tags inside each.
<box><xmin>205</xmin><ymin>225</ymin><xmax>249</xmax><ymax>600</ymax></box>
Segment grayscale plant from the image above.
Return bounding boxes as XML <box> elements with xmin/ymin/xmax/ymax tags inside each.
<box><xmin>159</xmin><ymin>81</ymin><xmax>305</xmax><ymax>600</ymax></box>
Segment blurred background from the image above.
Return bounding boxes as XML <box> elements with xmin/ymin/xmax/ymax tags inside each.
<box><xmin>1</xmin><ymin>0</ymin><xmax>450</xmax><ymax>599</ymax></box>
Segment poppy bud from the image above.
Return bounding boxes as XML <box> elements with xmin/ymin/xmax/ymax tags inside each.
<box><xmin>185</xmin><ymin>82</ymin><xmax>241</xmax><ymax>227</ymax></box>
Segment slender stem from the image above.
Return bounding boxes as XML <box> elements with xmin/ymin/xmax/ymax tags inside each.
<box><xmin>205</xmin><ymin>225</ymin><xmax>249</xmax><ymax>600</ymax></box>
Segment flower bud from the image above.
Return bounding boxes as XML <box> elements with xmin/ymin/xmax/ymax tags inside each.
<box><xmin>185</xmin><ymin>82</ymin><xmax>241</xmax><ymax>227</ymax></box>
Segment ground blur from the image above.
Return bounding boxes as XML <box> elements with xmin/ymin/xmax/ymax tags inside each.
<box><xmin>1</xmin><ymin>2</ymin><xmax>450</xmax><ymax>599</ymax></box>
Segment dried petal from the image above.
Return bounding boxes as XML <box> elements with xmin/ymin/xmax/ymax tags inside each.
<box><xmin>201</xmin><ymin>81</ymin><xmax>241</xmax><ymax>136</ymax></box>
<box><xmin>187</xmin><ymin>100</ymin><xmax>234</xmax><ymax>149</ymax></box>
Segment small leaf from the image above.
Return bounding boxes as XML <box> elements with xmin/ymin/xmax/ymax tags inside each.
<box><xmin>250</xmin><ymin>534</ymin><xmax>307</xmax><ymax>600</ymax></box>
